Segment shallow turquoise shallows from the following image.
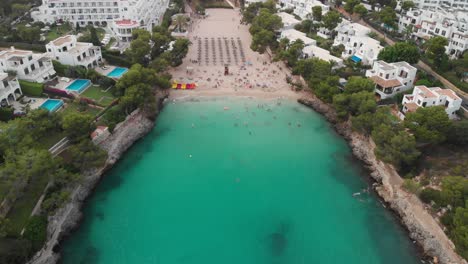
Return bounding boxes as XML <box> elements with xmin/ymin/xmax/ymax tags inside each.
<box><xmin>61</xmin><ymin>98</ymin><xmax>421</xmax><ymax>264</ymax></box>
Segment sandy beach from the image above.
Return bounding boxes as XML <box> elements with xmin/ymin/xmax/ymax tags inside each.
<box><xmin>169</xmin><ymin>8</ymin><xmax>301</xmax><ymax>100</ymax></box>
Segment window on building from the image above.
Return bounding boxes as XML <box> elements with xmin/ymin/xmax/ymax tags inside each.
<box><xmin>48</xmin><ymin>49</ymin><xmax>51</xmax><ymax>52</ymax></box>
<box><xmin>24</xmin><ymin>68</ymin><xmax>29</xmax><ymax>75</ymax></box>
<box><xmin>423</xmin><ymin>102</ymin><xmax>427</xmax><ymax>107</ymax></box>
<box><xmin>385</xmin><ymin>74</ymin><xmax>389</xmax><ymax>79</ymax></box>
<box><xmin>417</xmin><ymin>99</ymin><xmax>421</xmax><ymax>105</ymax></box>
<box><xmin>2</xmin><ymin>80</ymin><xmax>8</xmax><ymax>88</ymax></box>
<box><xmin>39</xmin><ymin>61</ymin><xmax>43</xmax><ymax>67</ymax></box>
<box><xmin>31</xmin><ymin>64</ymin><xmax>35</xmax><ymax>71</ymax></box>
<box><xmin>28</xmin><ymin>55</ymin><xmax>32</xmax><ymax>61</ymax></box>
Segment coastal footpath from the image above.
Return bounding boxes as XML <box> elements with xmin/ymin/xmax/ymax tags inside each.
<box><xmin>298</xmin><ymin>95</ymin><xmax>466</xmax><ymax>264</ymax></box>
<box><xmin>27</xmin><ymin>90</ymin><xmax>169</xmax><ymax>264</ymax></box>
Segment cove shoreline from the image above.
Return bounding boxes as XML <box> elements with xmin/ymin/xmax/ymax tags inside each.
<box><xmin>297</xmin><ymin>94</ymin><xmax>466</xmax><ymax>264</ymax></box>
<box><xmin>27</xmin><ymin>90</ymin><xmax>465</xmax><ymax>264</ymax></box>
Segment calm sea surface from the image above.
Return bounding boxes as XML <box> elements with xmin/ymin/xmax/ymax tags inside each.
<box><xmin>61</xmin><ymin>98</ymin><xmax>421</xmax><ymax>264</ymax></box>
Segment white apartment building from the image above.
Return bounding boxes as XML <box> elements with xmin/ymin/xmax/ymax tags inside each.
<box><xmin>409</xmin><ymin>0</ymin><xmax>468</xmax><ymax>11</ymax></box>
<box><xmin>365</xmin><ymin>60</ymin><xmax>417</xmax><ymax>99</ymax></box>
<box><xmin>46</xmin><ymin>35</ymin><xmax>102</xmax><ymax>68</ymax></box>
<box><xmin>278</xmin><ymin>0</ymin><xmax>329</xmax><ymax>20</ymax></box>
<box><xmin>277</xmin><ymin>12</ymin><xmax>301</xmax><ymax>30</ymax></box>
<box><xmin>280</xmin><ymin>29</ymin><xmax>317</xmax><ymax>46</ymax></box>
<box><xmin>0</xmin><ymin>73</ymin><xmax>22</xmax><ymax>107</ymax></box>
<box><xmin>0</xmin><ymin>47</ymin><xmax>55</xmax><ymax>83</ymax></box>
<box><xmin>398</xmin><ymin>8</ymin><xmax>468</xmax><ymax>57</ymax></box>
<box><xmin>333</xmin><ymin>22</ymin><xmax>383</xmax><ymax>65</ymax></box>
<box><xmin>32</xmin><ymin>0</ymin><xmax>169</xmax><ymax>31</ymax></box>
<box><xmin>302</xmin><ymin>45</ymin><xmax>344</xmax><ymax>68</ymax></box>
<box><xmin>400</xmin><ymin>85</ymin><xmax>462</xmax><ymax>119</ymax></box>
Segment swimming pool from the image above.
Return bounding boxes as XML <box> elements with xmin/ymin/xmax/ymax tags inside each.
<box><xmin>107</xmin><ymin>67</ymin><xmax>128</xmax><ymax>78</ymax></box>
<box><xmin>66</xmin><ymin>79</ymin><xmax>91</xmax><ymax>93</ymax></box>
<box><xmin>40</xmin><ymin>99</ymin><xmax>64</xmax><ymax>112</ymax></box>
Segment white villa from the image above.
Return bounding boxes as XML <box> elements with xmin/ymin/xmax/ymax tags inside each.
<box><xmin>365</xmin><ymin>60</ymin><xmax>417</xmax><ymax>99</ymax></box>
<box><xmin>46</xmin><ymin>35</ymin><xmax>102</xmax><ymax>68</ymax></box>
<box><xmin>111</xmin><ymin>19</ymin><xmax>140</xmax><ymax>42</ymax></box>
<box><xmin>280</xmin><ymin>29</ymin><xmax>317</xmax><ymax>46</ymax></box>
<box><xmin>0</xmin><ymin>73</ymin><xmax>22</xmax><ymax>107</ymax></box>
<box><xmin>0</xmin><ymin>47</ymin><xmax>55</xmax><ymax>83</ymax></box>
<box><xmin>32</xmin><ymin>0</ymin><xmax>169</xmax><ymax>31</ymax></box>
<box><xmin>398</xmin><ymin>8</ymin><xmax>468</xmax><ymax>57</ymax></box>
<box><xmin>333</xmin><ymin>22</ymin><xmax>383</xmax><ymax>65</ymax></box>
<box><xmin>302</xmin><ymin>45</ymin><xmax>344</xmax><ymax>68</ymax></box>
<box><xmin>278</xmin><ymin>0</ymin><xmax>329</xmax><ymax>20</ymax></box>
<box><xmin>400</xmin><ymin>85</ymin><xmax>462</xmax><ymax>119</ymax></box>
<box><xmin>277</xmin><ymin>12</ymin><xmax>301</xmax><ymax>30</ymax></box>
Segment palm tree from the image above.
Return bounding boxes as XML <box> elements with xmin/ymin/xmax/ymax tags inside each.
<box><xmin>174</xmin><ymin>15</ymin><xmax>189</xmax><ymax>33</ymax></box>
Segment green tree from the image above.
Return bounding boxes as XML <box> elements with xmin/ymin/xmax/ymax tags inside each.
<box><xmin>275</xmin><ymin>39</ymin><xmax>305</xmax><ymax>67</ymax></box>
<box><xmin>292</xmin><ymin>58</ymin><xmax>332</xmax><ymax>87</ymax></box>
<box><xmin>377</xmin><ymin>42</ymin><xmax>420</xmax><ymax>64</ymax></box>
<box><xmin>23</xmin><ymin>215</ymin><xmax>47</xmax><ymax>251</ymax></box>
<box><xmin>344</xmin><ymin>0</ymin><xmax>360</xmax><ymax>13</ymax></box>
<box><xmin>251</xmin><ymin>29</ymin><xmax>275</xmax><ymax>53</ymax></box>
<box><xmin>174</xmin><ymin>15</ymin><xmax>189</xmax><ymax>33</ymax></box>
<box><xmin>353</xmin><ymin>4</ymin><xmax>368</xmax><ymax>19</ymax></box>
<box><xmin>151</xmin><ymin>32</ymin><xmax>171</xmax><ymax>58</ymax></box>
<box><xmin>16</xmin><ymin>25</ymin><xmax>41</xmax><ymax>43</ymax></box>
<box><xmin>61</xmin><ymin>112</ymin><xmax>96</xmax><ymax>140</ymax></box>
<box><xmin>419</xmin><ymin>188</ymin><xmax>441</xmax><ymax>204</ymax></box>
<box><xmin>404</xmin><ymin>106</ymin><xmax>451</xmax><ymax>144</ymax></box>
<box><xmin>440</xmin><ymin>176</ymin><xmax>468</xmax><ymax>208</ymax></box>
<box><xmin>372</xmin><ymin>124</ymin><xmax>420</xmax><ymax>169</ymax></box>
<box><xmin>314</xmin><ymin>76</ymin><xmax>340</xmax><ymax>103</ymax></box>
<box><xmin>379</xmin><ymin>6</ymin><xmax>397</xmax><ymax>29</ymax></box>
<box><xmin>401</xmin><ymin>0</ymin><xmax>415</xmax><ymax>12</ymax></box>
<box><xmin>344</xmin><ymin>76</ymin><xmax>374</xmax><ymax>94</ymax></box>
<box><xmin>333</xmin><ymin>91</ymin><xmax>376</xmax><ymax>118</ymax></box>
<box><xmin>126</xmin><ymin>38</ymin><xmax>151</xmax><ymax>65</ymax></box>
<box><xmin>0</xmin><ymin>217</ymin><xmax>11</xmax><ymax>237</ymax></box>
<box><xmin>425</xmin><ymin>36</ymin><xmax>448</xmax><ymax>67</ymax></box>
<box><xmin>322</xmin><ymin>11</ymin><xmax>342</xmax><ymax>31</ymax></box>
<box><xmin>352</xmin><ymin>106</ymin><xmax>397</xmax><ymax>135</ymax></box>
<box><xmin>450</xmin><ymin>206</ymin><xmax>468</xmax><ymax>258</ymax></box>
<box><xmin>250</xmin><ymin>8</ymin><xmax>283</xmax><ymax>34</ymax></box>
<box><xmin>88</xmin><ymin>26</ymin><xmax>101</xmax><ymax>46</ymax></box>
<box><xmin>447</xmin><ymin>120</ymin><xmax>468</xmax><ymax>146</ymax></box>
<box><xmin>312</xmin><ymin>6</ymin><xmax>322</xmax><ymax>22</ymax></box>
<box><xmin>170</xmin><ymin>38</ymin><xmax>191</xmax><ymax>66</ymax></box>
<box><xmin>11</xmin><ymin>3</ymin><xmax>29</xmax><ymax>18</ymax></box>
<box><xmin>67</xmin><ymin>140</ymin><xmax>107</xmax><ymax>172</ymax></box>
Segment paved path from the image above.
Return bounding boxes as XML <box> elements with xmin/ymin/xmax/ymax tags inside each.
<box><xmin>335</xmin><ymin>7</ymin><xmax>468</xmax><ymax>102</ymax></box>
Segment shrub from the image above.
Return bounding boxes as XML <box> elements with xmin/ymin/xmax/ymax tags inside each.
<box><xmin>23</xmin><ymin>215</ymin><xmax>47</xmax><ymax>251</ymax></box>
<box><xmin>419</xmin><ymin>188</ymin><xmax>441</xmax><ymax>204</ymax></box>
<box><xmin>402</xmin><ymin>179</ymin><xmax>421</xmax><ymax>195</ymax></box>
<box><xmin>19</xmin><ymin>80</ymin><xmax>44</xmax><ymax>96</ymax></box>
<box><xmin>0</xmin><ymin>107</ymin><xmax>14</xmax><ymax>121</ymax></box>
<box><xmin>43</xmin><ymin>87</ymin><xmax>75</xmax><ymax>99</ymax></box>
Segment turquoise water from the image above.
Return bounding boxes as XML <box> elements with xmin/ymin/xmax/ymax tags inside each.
<box><xmin>107</xmin><ymin>67</ymin><xmax>128</xmax><ymax>78</ymax></box>
<box><xmin>61</xmin><ymin>98</ymin><xmax>421</xmax><ymax>264</ymax></box>
<box><xmin>39</xmin><ymin>99</ymin><xmax>63</xmax><ymax>112</ymax></box>
<box><xmin>66</xmin><ymin>79</ymin><xmax>91</xmax><ymax>93</ymax></box>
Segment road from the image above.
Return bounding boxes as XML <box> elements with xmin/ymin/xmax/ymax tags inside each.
<box><xmin>335</xmin><ymin>8</ymin><xmax>468</xmax><ymax>103</ymax></box>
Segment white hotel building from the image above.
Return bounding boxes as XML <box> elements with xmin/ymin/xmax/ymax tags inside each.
<box><xmin>46</xmin><ymin>35</ymin><xmax>102</xmax><ymax>68</ymax></box>
<box><xmin>410</xmin><ymin>0</ymin><xmax>468</xmax><ymax>11</ymax></box>
<box><xmin>0</xmin><ymin>73</ymin><xmax>22</xmax><ymax>107</ymax></box>
<box><xmin>0</xmin><ymin>47</ymin><xmax>55</xmax><ymax>83</ymax></box>
<box><xmin>400</xmin><ymin>85</ymin><xmax>462</xmax><ymax>119</ymax></box>
<box><xmin>398</xmin><ymin>8</ymin><xmax>468</xmax><ymax>57</ymax></box>
<box><xmin>32</xmin><ymin>0</ymin><xmax>170</xmax><ymax>31</ymax></box>
<box><xmin>365</xmin><ymin>60</ymin><xmax>417</xmax><ymax>99</ymax></box>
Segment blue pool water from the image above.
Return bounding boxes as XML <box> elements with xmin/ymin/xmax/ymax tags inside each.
<box><xmin>107</xmin><ymin>67</ymin><xmax>128</xmax><ymax>78</ymax></box>
<box><xmin>66</xmin><ymin>79</ymin><xmax>91</xmax><ymax>93</ymax></box>
<box><xmin>40</xmin><ymin>99</ymin><xmax>64</xmax><ymax>112</ymax></box>
<box><xmin>351</xmin><ymin>55</ymin><xmax>362</xmax><ymax>63</ymax></box>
